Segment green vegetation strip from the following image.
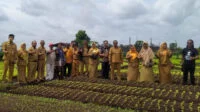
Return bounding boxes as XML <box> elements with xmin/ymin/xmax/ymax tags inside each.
<box><xmin>64</xmin><ymin>76</ymin><xmax>200</xmax><ymax>91</ymax></box>
<box><xmin>0</xmin><ymin>93</ymin><xmax>133</xmax><ymax>112</ymax></box>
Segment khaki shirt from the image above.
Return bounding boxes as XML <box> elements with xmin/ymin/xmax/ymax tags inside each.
<box><xmin>28</xmin><ymin>47</ymin><xmax>38</xmax><ymax>62</ymax></box>
<box><xmin>83</xmin><ymin>47</ymin><xmax>89</xmax><ymax>57</ymax></box>
<box><xmin>17</xmin><ymin>50</ymin><xmax>28</xmax><ymax>66</ymax></box>
<box><xmin>73</xmin><ymin>48</ymin><xmax>79</xmax><ymax>60</ymax></box>
<box><xmin>38</xmin><ymin>46</ymin><xmax>46</xmax><ymax>60</ymax></box>
<box><xmin>88</xmin><ymin>47</ymin><xmax>99</xmax><ymax>64</ymax></box>
<box><xmin>109</xmin><ymin>47</ymin><xmax>123</xmax><ymax>63</ymax></box>
<box><xmin>2</xmin><ymin>41</ymin><xmax>17</xmax><ymax>61</ymax></box>
<box><xmin>156</xmin><ymin>50</ymin><xmax>172</xmax><ymax>65</ymax></box>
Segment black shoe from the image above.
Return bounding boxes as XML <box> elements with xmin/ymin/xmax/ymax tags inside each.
<box><xmin>182</xmin><ymin>81</ymin><xmax>187</xmax><ymax>85</ymax></box>
<box><xmin>191</xmin><ymin>83</ymin><xmax>196</xmax><ymax>85</ymax></box>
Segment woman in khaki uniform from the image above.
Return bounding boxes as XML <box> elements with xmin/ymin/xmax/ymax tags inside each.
<box><xmin>156</xmin><ymin>42</ymin><xmax>172</xmax><ymax>84</ymax></box>
<box><xmin>138</xmin><ymin>42</ymin><xmax>154</xmax><ymax>82</ymax></box>
<box><xmin>88</xmin><ymin>42</ymin><xmax>99</xmax><ymax>79</ymax></box>
<box><xmin>126</xmin><ymin>45</ymin><xmax>139</xmax><ymax>81</ymax></box>
<box><xmin>17</xmin><ymin>43</ymin><xmax>28</xmax><ymax>84</ymax></box>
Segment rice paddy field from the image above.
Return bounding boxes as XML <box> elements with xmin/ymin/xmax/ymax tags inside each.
<box><xmin>1</xmin><ymin>56</ymin><xmax>200</xmax><ymax>112</ymax></box>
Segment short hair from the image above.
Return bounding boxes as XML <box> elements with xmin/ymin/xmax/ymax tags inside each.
<box><xmin>32</xmin><ymin>40</ymin><xmax>37</xmax><ymax>44</ymax></box>
<box><xmin>187</xmin><ymin>39</ymin><xmax>194</xmax><ymax>48</ymax></box>
<box><xmin>113</xmin><ymin>40</ymin><xmax>118</xmax><ymax>43</ymax></box>
<box><xmin>103</xmin><ymin>40</ymin><xmax>108</xmax><ymax>43</ymax></box>
<box><xmin>9</xmin><ymin>34</ymin><xmax>15</xmax><ymax>38</ymax></box>
<box><xmin>74</xmin><ymin>42</ymin><xmax>78</xmax><ymax>46</ymax></box>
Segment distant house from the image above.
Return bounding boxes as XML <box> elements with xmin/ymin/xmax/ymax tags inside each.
<box><xmin>150</xmin><ymin>44</ymin><xmax>159</xmax><ymax>52</ymax></box>
<box><xmin>134</xmin><ymin>40</ymin><xmax>159</xmax><ymax>52</ymax></box>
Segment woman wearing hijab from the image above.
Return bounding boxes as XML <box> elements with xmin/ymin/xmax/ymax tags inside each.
<box><xmin>17</xmin><ymin>43</ymin><xmax>28</xmax><ymax>84</ymax></box>
<box><xmin>138</xmin><ymin>42</ymin><xmax>154</xmax><ymax>82</ymax></box>
<box><xmin>126</xmin><ymin>45</ymin><xmax>139</xmax><ymax>81</ymax></box>
<box><xmin>182</xmin><ymin>39</ymin><xmax>198</xmax><ymax>85</ymax></box>
<box><xmin>156</xmin><ymin>42</ymin><xmax>172</xmax><ymax>84</ymax></box>
<box><xmin>88</xmin><ymin>42</ymin><xmax>99</xmax><ymax>79</ymax></box>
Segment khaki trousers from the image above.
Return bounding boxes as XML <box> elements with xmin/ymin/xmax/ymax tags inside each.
<box><xmin>37</xmin><ymin>60</ymin><xmax>45</xmax><ymax>80</ymax></box>
<box><xmin>2</xmin><ymin>60</ymin><xmax>14</xmax><ymax>82</ymax></box>
<box><xmin>17</xmin><ymin>65</ymin><xmax>27</xmax><ymax>83</ymax></box>
<box><xmin>27</xmin><ymin>62</ymin><xmax>37</xmax><ymax>82</ymax></box>
<box><xmin>80</xmin><ymin>57</ymin><xmax>89</xmax><ymax>75</ymax></box>
<box><xmin>110</xmin><ymin>63</ymin><xmax>121</xmax><ymax>80</ymax></box>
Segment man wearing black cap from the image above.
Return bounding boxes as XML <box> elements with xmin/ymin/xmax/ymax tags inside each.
<box><xmin>182</xmin><ymin>39</ymin><xmax>199</xmax><ymax>85</ymax></box>
<box><xmin>2</xmin><ymin>34</ymin><xmax>18</xmax><ymax>83</ymax></box>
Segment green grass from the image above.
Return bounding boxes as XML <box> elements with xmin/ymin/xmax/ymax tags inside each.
<box><xmin>0</xmin><ymin>93</ymin><xmax>134</xmax><ymax>112</ymax></box>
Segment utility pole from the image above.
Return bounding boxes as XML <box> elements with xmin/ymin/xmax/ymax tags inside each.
<box><xmin>129</xmin><ymin>37</ymin><xmax>131</xmax><ymax>45</ymax></box>
<box><xmin>150</xmin><ymin>37</ymin><xmax>152</xmax><ymax>47</ymax></box>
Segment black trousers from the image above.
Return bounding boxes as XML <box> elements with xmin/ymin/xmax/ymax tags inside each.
<box><xmin>64</xmin><ymin>63</ymin><xmax>72</xmax><ymax>77</ymax></box>
<box><xmin>102</xmin><ymin>62</ymin><xmax>110</xmax><ymax>79</ymax></box>
<box><xmin>55</xmin><ymin>66</ymin><xmax>64</xmax><ymax>80</ymax></box>
<box><xmin>183</xmin><ymin>64</ymin><xmax>195</xmax><ymax>85</ymax></box>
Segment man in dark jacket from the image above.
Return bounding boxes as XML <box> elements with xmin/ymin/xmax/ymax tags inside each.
<box><xmin>100</xmin><ymin>40</ymin><xmax>110</xmax><ymax>79</ymax></box>
<box><xmin>182</xmin><ymin>39</ymin><xmax>199</xmax><ymax>85</ymax></box>
<box><xmin>55</xmin><ymin>43</ymin><xmax>65</xmax><ymax>80</ymax></box>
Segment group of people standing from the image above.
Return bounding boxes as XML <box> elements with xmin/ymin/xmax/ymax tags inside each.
<box><xmin>2</xmin><ymin>34</ymin><xmax>47</xmax><ymax>84</ymax></box>
<box><xmin>1</xmin><ymin>34</ymin><xmax>199</xmax><ymax>85</ymax></box>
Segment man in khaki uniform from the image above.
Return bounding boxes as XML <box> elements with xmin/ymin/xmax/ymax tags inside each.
<box><xmin>2</xmin><ymin>34</ymin><xmax>18</xmax><ymax>83</ymax></box>
<box><xmin>37</xmin><ymin>40</ymin><xmax>46</xmax><ymax>82</ymax></box>
<box><xmin>80</xmin><ymin>40</ymin><xmax>90</xmax><ymax>75</ymax></box>
<box><xmin>27</xmin><ymin>40</ymin><xmax>38</xmax><ymax>83</ymax></box>
<box><xmin>109</xmin><ymin>40</ymin><xmax>123</xmax><ymax>80</ymax></box>
<box><xmin>71</xmin><ymin>43</ymin><xmax>80</xmax><ymax>77</ymax></box>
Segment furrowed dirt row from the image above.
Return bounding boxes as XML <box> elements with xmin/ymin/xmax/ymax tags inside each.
<box><xmin>41</xmin><ymin>80</ymin><xmax>200</xmax><ymax>103</ymax></box>
<box><xmin>7</xmin><ymin>84</ymin><xmax>200</xmax><ymax>112</ymax></box>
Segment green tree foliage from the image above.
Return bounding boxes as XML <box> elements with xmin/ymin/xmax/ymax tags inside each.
<box><xmin>75</xmin><ymin>30</ymin><xmax>90</xmax><ymax>47</ymax></box>
<box><xmin>0</xmin><ymin>45</ymin><xmax>3</xmax><ymax>61</ymax></box>
<box><xmin>169</xmin><ymin>43</ymin><xmax>177</xmax><ymax>51</ymax></box>
<box><xmin>0</xmin><ymin>52</ymin><xmax>3</xmax><ymax>61</ymax></box>
<box><xmin>134</xmin><ymin>40</ymin><xmax>143</xmax><ymax>52</ymax></box>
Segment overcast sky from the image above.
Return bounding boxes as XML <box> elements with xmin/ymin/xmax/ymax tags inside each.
<box><xmin>0</xmin><ymin>0</ymin><xmax>200</xmax><ymax>48</ymax></box>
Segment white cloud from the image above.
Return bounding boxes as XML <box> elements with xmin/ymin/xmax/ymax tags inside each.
<box><xmin>0</xmin><ymin>0</ymin><xmax>200</xmax><ymax>48</ymax></box>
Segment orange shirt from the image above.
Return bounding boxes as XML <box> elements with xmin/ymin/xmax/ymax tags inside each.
<box><xmin>63</xmin><ymin>47</ymin><xmax>73</xmax><ymax>63</ymax></box>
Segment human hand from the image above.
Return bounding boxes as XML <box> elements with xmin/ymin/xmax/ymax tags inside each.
<box><xmin>4</xmin><ymin>51</ymin><xmax>8</xmax><ymax>54</ymax></box>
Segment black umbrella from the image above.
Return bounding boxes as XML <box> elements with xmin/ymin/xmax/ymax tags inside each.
<box><xmin>53</xmin><ymin>42</ymin><xmax>67</xmax><ymax>47</ymax></box>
